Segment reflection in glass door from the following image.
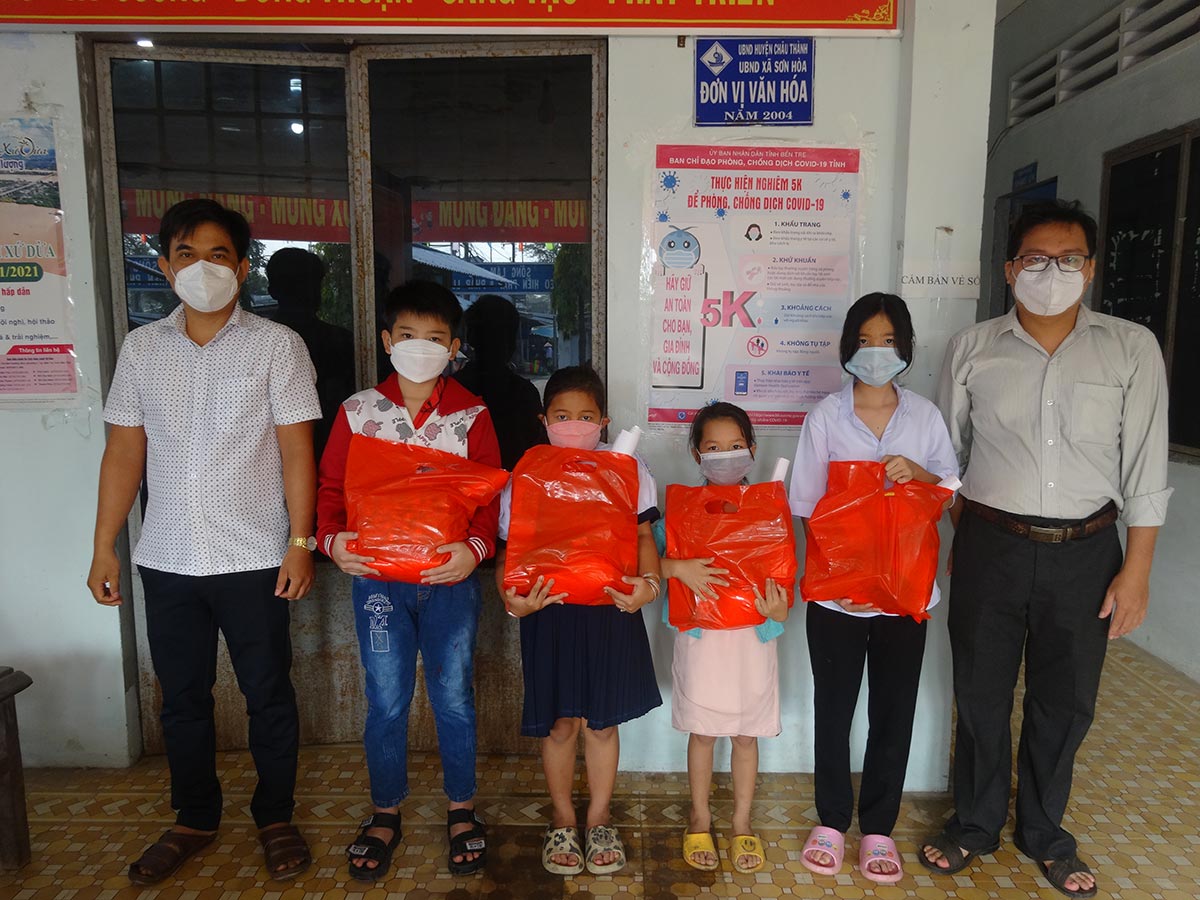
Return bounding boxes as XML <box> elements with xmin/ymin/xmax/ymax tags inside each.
<box><xmin>363</xmin><ymin>49</ymin><xmax>599</xmax><ymax>387</ymax></box>
<box><xmin>107</xmin><ymin>54</ymin><xmax>353</xmax><ymax>456</ymax></box>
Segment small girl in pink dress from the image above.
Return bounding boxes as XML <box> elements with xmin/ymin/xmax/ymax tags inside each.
<box><xmin>653</xmin><ymin>402</ymin><xmax>791</xmax><ymax>874</ymax></box>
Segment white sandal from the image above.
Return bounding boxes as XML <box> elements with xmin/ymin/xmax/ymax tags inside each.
<box><xmin>585</xmin><ymin>824</ymin><xmax>627</xmax><ymax>875</ymax></box>
<box><xmin>542</xmin><ymin>825</ymin><xmax>584</xmax><ymax>876</ymax></box>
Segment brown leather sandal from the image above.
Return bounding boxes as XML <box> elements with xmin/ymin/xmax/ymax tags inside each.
<box><xmin>259</xmin><ymin>823</ymin><xmax>312</xmax><ymax>881</ymax></box>
<box><xmin>128</xmin><ymin>829</ymin><xmax>217</xmax><ymax>885</ymax></box>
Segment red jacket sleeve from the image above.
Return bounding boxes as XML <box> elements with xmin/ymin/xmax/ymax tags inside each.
<box><xmin>465</xmin><ymin>407</ymin><xmax>503</xmax><ymax>562</ymax></box>
<box><xmin>316</xmin><ymin>405</ymin><xmax>352</xmax><ymax>558</ymax></box>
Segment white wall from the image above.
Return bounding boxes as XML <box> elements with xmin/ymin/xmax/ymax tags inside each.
<box><xmin>0</xmin><ymin>7</ymin><xmax>1000</xmax><ymax>779</ymax></box>
<box><xmin>0</xmin><ymin>33</ymin><xmax>138</xmax><ymax>766</ymax></box>
<box><xmin>983</xmin><ymin>2</ymin><xmax>1200</xmax><ymax>682</ymax></box>
<box><xmin>607</xmin><ymin>0</ymin><xmax>996</xmax><ymax>788</ymax></box>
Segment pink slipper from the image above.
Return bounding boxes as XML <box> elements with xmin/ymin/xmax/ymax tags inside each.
<box><xmin>801</xmin><ymin>825</ymin><xmax>844</xmax><ymax>876</ymax></box>
<box><xmin>859</xmin><ymin>834</ymin><xmax>903</xmax><ymax>884</ymax></box>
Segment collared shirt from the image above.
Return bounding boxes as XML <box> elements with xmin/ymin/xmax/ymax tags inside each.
<box><xmin>104</xmin><ymin>304</ymin><xmax>320</xmax><ymax>576</ymax></box>
<box><xmin>315</xmin><ymin>374</ymin><xmax>502</xmax><ymax>564</ymax></box>
<box><xmin>936</xmin><ymin>304</ymin><xmax>1172</xmax><ymax>526</ymax></box>
<box><xmin>789</xmin><ymin>380</ymin><xmax>959</xmax><ymax>618</ymax></box>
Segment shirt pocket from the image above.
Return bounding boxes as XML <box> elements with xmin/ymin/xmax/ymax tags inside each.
<box><xmin>1071</xmin><ymin>382</ymin><xmax>1123</xmax><ymax>445</ymax></box>
<box><xmin>212</xmin><ymin>375</ymin><xmax>269</xmax><ymax>434</ymax></box>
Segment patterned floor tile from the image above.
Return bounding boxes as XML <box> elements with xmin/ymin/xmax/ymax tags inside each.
<box><xmin>1</xmin><ymin>640</ymin><xmax>1197</xmax><ymax>898</ymax></box>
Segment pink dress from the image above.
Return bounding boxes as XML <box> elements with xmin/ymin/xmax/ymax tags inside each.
<box><xmin>671</xmin><ymin>626</ymin><xmax>780</xmax><ymax>737</ymax></box>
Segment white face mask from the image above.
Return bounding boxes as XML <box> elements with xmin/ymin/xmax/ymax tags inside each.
<box><xmin>698</xmin><ymin>448</ymin><xmax>755</xmax><ymax>486</ymax></box>
<box><xmin>1013</xmin><ymin>265</ymin><xmax>1086</xmax><ymax>317</ymax></box>
<box><xmin>172</xmin><ymin>260</ymin><xmax>240</xmax><ymax>313</ymax></box>
<box><xmin>389</xmin><ymin>338</ymin><xmax>451</xmax><ymax>383</ymax></box>
<box><xmin>844</xmin><ymin>346</ymin><xmax>907</xmax><ymax>387</ymax></box>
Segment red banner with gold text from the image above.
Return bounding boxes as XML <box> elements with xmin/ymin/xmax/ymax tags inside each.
<box><xmin>119</xmin><ymin>189</ymin><xmax>592</xmax><ymax>243</ymax></box>
<box><xmin>0</xmin><ymin>0</ymin><xmax>898</xmax><ymax>32</ymax></box>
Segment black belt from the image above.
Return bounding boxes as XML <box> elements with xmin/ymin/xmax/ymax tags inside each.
<box><xmin>964</xmin><ymin>499</ymin><xmax>1118</xmax><ymax>543</ymax></box>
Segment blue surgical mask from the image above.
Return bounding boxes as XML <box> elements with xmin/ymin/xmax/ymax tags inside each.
<box><xmin>844</xmin><ymin>347</ymin><xmax>907</xmax><ymax>387</ymax></box>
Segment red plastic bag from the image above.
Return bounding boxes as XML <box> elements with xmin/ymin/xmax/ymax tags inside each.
<box><xmin>344</xmin><ymin>435</ymin><xmax>509</xmax><ymax>582</ymax></box>
<box><xmin>665</xmin><ymin>481</ymin><xmax>798</xmax><ymax>630</ymax></box>
<box><xmin>800</xmin><ymin>460</ymin><xmax>953</xmax><ymax>622</ymax></box>
<box><xmin>503</xmin><ymin>445</ymin><xmax>640</xmax><ymax>605</ymax></box>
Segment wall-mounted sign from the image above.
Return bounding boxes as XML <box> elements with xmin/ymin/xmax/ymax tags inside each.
<box><xmin>0</xmin><ymin>116</ymin><xmax>78</xmax><ymax>409</ymax></box>
<box><xmin>1012</xmin><ymin>161</ymin><xmax>1038</xmax><ymax>191</ymax></box>
<box><xmin>1</xmin><ymin>1</ymin><xmax>899</xmax><ymax>33</ymax></box>
<box><xmin>695</xmin><ymin>37</ymin><xmax>814</xmax><ymax>127</ymax></box>
<box><xmin>646</xmin><ymin>143</ymin><xmax>862</xmax><ymax>428</ymax></box>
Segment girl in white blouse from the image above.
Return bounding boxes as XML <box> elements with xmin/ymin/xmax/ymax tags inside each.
<box><xmin>788</xmin><ymin>293</ymin><xmax>958</xmax><ymax>885</ymax></box>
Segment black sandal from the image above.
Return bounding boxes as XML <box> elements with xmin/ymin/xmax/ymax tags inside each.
<box><xmin>447</xmin><ymin>807</ymin><xmax>487</xmax><ymax>875</ymax></box>
<box><xmin>346</xmin><ymin>812</ymin><xmax>402</xmax><ymax>883</ymax></box>
<box><xmin>917</xmin><ymin>831</ymin><xmax>1000</xmax><ymax>875</ymax></box>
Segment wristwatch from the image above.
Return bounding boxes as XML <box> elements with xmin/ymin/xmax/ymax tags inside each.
<box><xmin>289</xmin><ymin>536</ymin><xmax>317</xmax><ymax>552</ymax></box>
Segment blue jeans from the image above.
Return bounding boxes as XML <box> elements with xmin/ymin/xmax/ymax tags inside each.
<box><xmin>351</xmin><ymin>574</ymin><xmax>482</xmax><ymax>807</ymax></box>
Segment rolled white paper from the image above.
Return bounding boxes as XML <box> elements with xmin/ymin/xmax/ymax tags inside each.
<box><xmin>771</xmin><ymin>457</ymin><xmax>790</xmax><ymax>483</ymax></box>
<box><xmin>611</xmin><ymin>425</ymin><xmax>643</xmax><ymax>456</ymax></box>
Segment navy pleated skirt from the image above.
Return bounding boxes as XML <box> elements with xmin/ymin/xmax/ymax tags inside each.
<box><xmin>518</xmin><ymin>602</ymin><xmax>663</xmax><ymax>737</ymax></box>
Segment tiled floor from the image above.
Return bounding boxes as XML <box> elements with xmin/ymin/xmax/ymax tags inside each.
<box><xmin>3</xmin><ymin>639</ymin><xmax>1198</xmax><ymax>898</ymax></box>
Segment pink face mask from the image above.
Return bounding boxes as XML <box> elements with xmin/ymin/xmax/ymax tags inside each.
<box><xmin>546</xmin><ymin>420</ymin><xmax>602</xmax><ymax>450</ymax></box>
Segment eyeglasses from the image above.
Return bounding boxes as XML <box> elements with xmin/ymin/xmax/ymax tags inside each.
<box><xmin>1010</xmin><ymin>253</ymin><xmax>1091</xmax><ymax>273</ymax></box>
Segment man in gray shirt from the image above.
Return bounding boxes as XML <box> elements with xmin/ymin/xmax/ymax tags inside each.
<box><xmin>922</xmin><ymin>200</ymin><xmax>1171</xmax><ymax>898</ymax></box>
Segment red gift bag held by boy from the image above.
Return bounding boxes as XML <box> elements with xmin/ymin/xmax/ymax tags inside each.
<box><xmin>800</xmin><ymin>460</ymin><xmax>953</xmax><ymax>622</ymax></box>
<box><xmin>665</xmin><ymin>459</ymin><xmax>798</xmax><ymax>631</ymax></box>
<box><xmin>503</xmin><ymin>442</ymin><xmax>641</xmax><ymax>605</ymax></box>
<box><xmin>344</xmin><ymin>435</ymin><xmax>510</xmax><ymax>582</ymax></box>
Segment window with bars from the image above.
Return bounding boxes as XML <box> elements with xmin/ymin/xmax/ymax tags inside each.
<box><xmin>1008</xmin><ymin>0</ymin><xmax>1200</xmax><ymax>126</ymax></box>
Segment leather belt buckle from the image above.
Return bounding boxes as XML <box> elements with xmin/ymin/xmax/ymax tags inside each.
<box><xmin>1028</xmin><ymin>525</ymin><xmax>1066</xmax><ymax>543</ymax></box>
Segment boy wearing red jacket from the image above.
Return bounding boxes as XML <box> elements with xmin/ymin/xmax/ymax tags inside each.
<box><xmin>317</xmin><ymin>281</ymin><xmax>500</xmax><ymax>882</ymax></box>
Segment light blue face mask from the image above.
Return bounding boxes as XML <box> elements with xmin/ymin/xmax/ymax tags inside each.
<box><xmin>844</xmin><ymin>346</ymin><xmax>907</xmax><ymax>387</ymax></box>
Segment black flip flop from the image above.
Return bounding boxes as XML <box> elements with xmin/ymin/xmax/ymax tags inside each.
<box><xmin>917</xmin><ymin>831</ymin><xmax>1000</xmax><ymax>875</ymax></box>
<box><xmin>346</xmin><ymin>812</ymin><xmax>403</xmax><ymax>883</ymax></box>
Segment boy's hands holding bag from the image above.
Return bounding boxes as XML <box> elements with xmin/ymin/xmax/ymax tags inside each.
<box><xmin>421</xmin><ymin>542</ymin><xmax>479</xmax><ymax>585</ymax></box>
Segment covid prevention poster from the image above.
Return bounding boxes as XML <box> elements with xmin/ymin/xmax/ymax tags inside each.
<box><xmin>647</xmin><ymin>144</ymin><xmax>861</xmax><ymax>428</ymax></box>
<box><xmin>0</xmin><ymin>116</ymin><xmax>77</xmax><ymax>409</ymax></box>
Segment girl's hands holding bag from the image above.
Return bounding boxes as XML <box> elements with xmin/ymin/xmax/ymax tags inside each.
<box><xmin>662</xmin><ymin>557</ymin><xmax>730</xmax><ymax>600</ymax></box>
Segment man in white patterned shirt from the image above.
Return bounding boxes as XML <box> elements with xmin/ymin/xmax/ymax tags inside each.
<box><xmin>87</xmin><ymin>199</ymin><xmax>321</xmax><ymax>886</ymax></box>
<box><xmin>922</xmin><ymin>200</ymin><xmax>1172</xmax><ymax>898</ymax></box>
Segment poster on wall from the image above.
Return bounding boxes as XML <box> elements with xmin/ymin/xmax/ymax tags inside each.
<box><xmin>647</xmin><ymin>144</ymin><xmax>861</xmax><ymax>428</ymax></box>
<box><xmin>0</xmin><ymin>116</ymin><xmax>78</xmax><ymax>409</ymax></box>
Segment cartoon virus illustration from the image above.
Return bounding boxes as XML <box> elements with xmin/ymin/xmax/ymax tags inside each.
<box><xmin>841</xmin><ymin>189</ymin><xmax>852</xmax><ymax>202</ymax></box>
<box><xmin>657</xmin><ymin>227</ymin><xmax>702</xmax><ymax>270</ymax></box>
<box><xmin>656</xmin><ymin>210</ymin><xmax>671</xmax><ymax>223</ymax></box>
<box><xmin>659</xmin><ymin>170</ymin><xmax>680</xmax><ymax>194</ymax></box>
<box><xmin>714</xmin><ymin>207</ymin><xmax>728</xmax><ymax>220</ymax></box>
